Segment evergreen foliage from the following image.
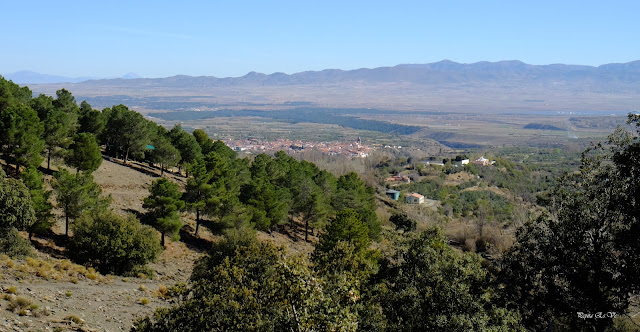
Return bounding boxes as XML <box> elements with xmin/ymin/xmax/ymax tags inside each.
<box><xmin>0</xmin><ymin>104</ymin><xmax>44</xmax><ymax>174</ymax></box>
<box><xmin>192</xmin><ymin>128</ymin><xmax>214</xmax><ymax>154</ymax></box>
<box><xmin>0</xmin><ymin>170</ymin><xmax>36</xmax><ymax>231</ymax></box>
<box><xmin>315</xmin><ymin>209</ymin><xmax>370</xmax><ymax>255</ymax></box>
<box><xmin>42</xmin><ymin>90</ymin><xmax>79</xmax><ymax>170</ymax></box>
<box><xmin>379</xmin><ymin>228</ymin><xmax>524</xmax><ymax>331</ymax></box>
<box><xmin>183</xmin><ymin>158</ymin><xmax>213</xmax><ymax>235</ymax></box>
<box><xmin>167</xmin><ymin>124</ymin><xmax>202</xmax><ymax>172</ymax></box>
<box><xmin>65</xmin><ymin>133</ymin><xmax>103</xmax><ymax>173</ymax></box>
<box><xmin>389</xmin><ymin>211</ymin><xmax>416</xmax><ymax>232</ymax></box>
<box><xmin>52</xmin><ymin>168</ymin><xmax>109</xmax><ymax>237</ymax></box>
<box><xmin>149</xmin><ymin>135</ymin><xmax>180</xmax><ymax>176</ymax></box>
<box><xmin>143</xmin><ymin>178</ymin><xmax>185</xmax><ymax>246</ymax></box>
<box><xmin>500</xmin><ymin>114</ymin><xmax>640</xmax><ymax>331</ymax></box>
<box><xmin>103</xmin><ymin>104</ymin><xmax>151</xmax><ymax>163</ymax></box>
<box><xmin>69</xmin><ymin>210</ymin><xmax>162</xmax><ymax>275</ymax></box>
<box><xmin>133</xmin><ymin>233</ymin><xmax>358</xmax><ymax>331</ymax></box>
<box><xmin>78</xmin><ymin>100</ymin><xmax>106</xmax><ymax>136</ymax></box>
<box><xmin>0</xmin><ymin>228</ymin><xmax>34</xmax><ymax>258</ymax></box>
<box><xmin>333</xmin><ymin>172</ymin><xmax>381</xmax><ymax>240</ymax></box>
<box><xmin>21</xmin><ymin>166</ymin><xmax>54</xmax><ymax>238</ymax></box>
<box><xmin>0</xmin><ymin>76</ymin><xmax>32</xmax><ymax>112</ymax></box>
<box><xmin>0</xmin><ymin>169</ymin><xmax>36</xmax><ymax>257</ymax></box>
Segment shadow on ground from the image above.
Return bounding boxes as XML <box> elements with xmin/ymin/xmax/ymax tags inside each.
<box><xmin>31</xmin><ymin>232</ymin><xmax>67</xmax><ymax>259</ymax></box>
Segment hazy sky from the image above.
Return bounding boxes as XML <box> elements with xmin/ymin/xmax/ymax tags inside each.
<box><xmin>2</xmin><ymin>0</ymin><xmax>638</xmax><ymax>78</ymax></box>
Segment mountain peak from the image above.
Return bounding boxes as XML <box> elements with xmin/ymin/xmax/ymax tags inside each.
<box><xmin>122</xmin><ymin>72</ymin><xmax>141</xmax><ymax>79</ymax></box>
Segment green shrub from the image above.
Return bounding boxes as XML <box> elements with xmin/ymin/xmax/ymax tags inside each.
<box><xmin>69</xmin><ymin>210</ymin><xmax>162</xmax><ymax>275</ymax></box>
<box><xmin>0</xmin><ymin>228</ymin><xmax>33</xmax><ymax>258</ymax></box>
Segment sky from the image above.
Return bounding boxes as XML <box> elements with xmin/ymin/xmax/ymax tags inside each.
<box><xmin>1</xmin><ymin>0</ymin><xmax>638</xmax><ymax>78</ymax></box>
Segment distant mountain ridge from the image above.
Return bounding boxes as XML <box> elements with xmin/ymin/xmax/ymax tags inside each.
<box><xmin>2</xmin><ymin>71</ymin><xmax>141</xmax><ymax>84</ymax></box>
<box><xmin>69</xmin><ymin>60</ymin><xmax>640</xmax><ymax>89</ymax></box>
<box><xmin>8</xmin><ymin>60</ymin><xmax>640</xmax><ymax>87</ymax></box>
<box><xmin>23</xmin><ymin>60</ymin><xmax>640</xmax><ymax>113</ymax></box>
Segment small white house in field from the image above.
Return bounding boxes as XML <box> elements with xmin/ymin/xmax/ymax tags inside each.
<box><xmin>461</xmin><ymin>159</ymin><xmax>469</xmax><ymax>165</ymax></box>
<box><xmin>405</xmin><ymin>192</ymin><xmax>424</xmax><ymax>204</ymax></box>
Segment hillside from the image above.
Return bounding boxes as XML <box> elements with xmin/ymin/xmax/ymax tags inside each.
<box><xmin>1</xmin><ymin>157</ymin><xmax>321</xmax><ymax>331</ymax></box>
<box><xmin>0</xmin><ymin>160</ymin><xmax>196</xmax><ymax>331</ymax></box>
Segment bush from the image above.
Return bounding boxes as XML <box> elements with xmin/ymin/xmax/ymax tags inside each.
<box><xmin>69</xmin><ymin>210</ymin><xmax>162</xmax><ymax>275</ymax></box>
<box><xmin>133</xmin><ymin>233</ymin><xmax>358</xmax><ymax>331</ymax></box>
<box><xmin>389</xmin><ymin>212</ymin><xmax>417</xmax><ymax>232</ymax></box>
<box><xmin>0</xmin><ymin>228</ymin><xmax>33</xmax><ymax>258</ymax></box>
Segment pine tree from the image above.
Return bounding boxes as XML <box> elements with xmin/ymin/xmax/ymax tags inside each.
<box><xmin>143</xmin><ymin>178</ymin><xmax>185</xmax><ymax>246</ymax></box>
<box><xmin>22</xmin><ymin>167</ymin><xmax>54</xmax><ymax>239</ymax></box>
<box><xmin>65</xmin><ymin>133</ymin><xmax>103</xmax><ymax>173</ymax></box>
<box><xmin>0</xmin><ymin>104</ymin><xmax>44</xmax><ymax>174</ymax></box>
<box><xmin>52</xmin><ymin>169</ymin><xmax>109</xmax><ymax>237</ymax></box>
<box><xmin>184</xmin><ymin>159</ymin><xmax>213</xmax><ymax>235</ymax></box>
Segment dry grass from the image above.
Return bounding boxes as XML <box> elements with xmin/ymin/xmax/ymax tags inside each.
<box><xmin>6</xmin><ymin>285</ymin><xmax>18</xmax><ymax>294</ymax></box>
<box><xmin>1</xmin><ymin>293</ymin><xmax>48</xmax><ymax>317</ymax></box>
<box><xmin>0</xmin><ymin>256</ymin><xmax>110</xmax><ymax>283</ymax></box>
<box><xmin>444</xmin><ymin>172</ymin><xmax>477</xmax><ymax>186</ymax></box>
<box><xmin>63</xmin><ymin>315</ymin><xmax>85</xmax><ymax>325</ymax></box>
<box><xmin>153</xmin><ymin>284</ymin><xmax>169</xmax><ymax>299</ymax></box>
<box><xmin>446</xmin><ymin>220</ymin><xmax>514</xmax><ymax>255</ymax></box>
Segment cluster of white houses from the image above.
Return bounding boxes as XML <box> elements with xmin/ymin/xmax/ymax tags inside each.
<box><xmin>425</xmin><ymin>156</ymin><xmax>495</xmax><ymax>167</ymax></box>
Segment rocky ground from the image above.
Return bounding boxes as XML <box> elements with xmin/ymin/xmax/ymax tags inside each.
<box><xmin>0</xmin><ymin>237</ymin><xmax>201</xmax><ymax>332</ymax></box>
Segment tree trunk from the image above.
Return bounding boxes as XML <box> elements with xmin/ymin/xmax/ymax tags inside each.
<box><xmin>305</xmin><ymin>218</ymin><xmax>309</xmax><ymax>242</ymax></box>
<box><xmin>124</xmin><ymin>147</ymin><xmax>130</xmax><ymax>165</ymax></box>
<box><xmin>15</xmin><ymin>162</ymin><xmax>20</xmax><ymax>175</ymax></box>
<box><xmin>161</xmin><ymin>232</ymin><xmax>165</xmax><ymax>247</ymax></box>
<box><xmin>195</xmin><ymin>209</ymin><xmax>200</xmax><ymax>235</ymax></box>
<box><xmin>160</xmin><ymin>165</ymin><xmax>164</xmax><ymax>176</ymax></box>
<box><xmin>65</xmin><ymin>214</ymin><xmax>69</xmax><ymax>238</ymax></box>
<box><xmin>47</xmin><ymin>147</ymin><xmax>51</xmax><ymax>170</ymax></box>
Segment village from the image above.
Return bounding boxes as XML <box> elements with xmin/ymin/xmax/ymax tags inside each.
<box><xmin>224</xmin><ymin>137</ymin><xmax>373</xmax><ymax>158</ymax></box>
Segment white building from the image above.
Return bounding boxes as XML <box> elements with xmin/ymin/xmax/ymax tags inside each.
<box><xmin>405</xmin><ymin>192</ymin><xmax>425</xmax><ymax>204</ymax></box>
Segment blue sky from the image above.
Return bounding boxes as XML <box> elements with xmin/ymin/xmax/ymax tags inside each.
<box><xmin>1</xmin><ymin>0</ymin><xmax>638</xmax><ymax>78</ymax></box>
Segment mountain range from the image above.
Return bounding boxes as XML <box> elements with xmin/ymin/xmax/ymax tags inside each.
<box><xmin>7</xmin><ymin>60</ymin><xmax>640</xmax><ymax>87</ymax></box>
<box><xmin>22</xmin><ymin>60</ymin><xmax>640</xmax><ymax>112</ymax></box>
<box><xmin>2</xmin><ymin>71</ymin><xmax>141</xmax><ymax>84</ymax></box>
<box><xmin>62</xmin><ymin>60</ymin><xmax>640</xmax><ymax>90</ymax></box>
